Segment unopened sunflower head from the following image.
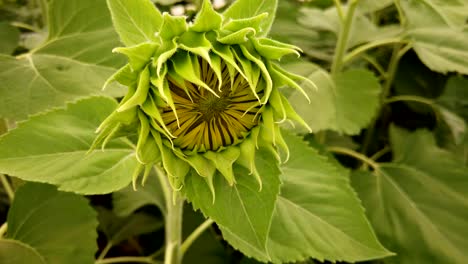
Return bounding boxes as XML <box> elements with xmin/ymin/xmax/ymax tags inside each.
<box><xmin>93</xmin><ymin>0</ymin><xmax>313</xmax><ymax>197</ymax></box>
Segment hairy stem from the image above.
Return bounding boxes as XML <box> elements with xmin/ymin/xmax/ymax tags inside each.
<box><xmin>331</xmin><ymin>0</ymin><xmax>359</xmax><ymax>75</ymax></box>
<box><xmin>155</xmin><ymin>166</ymin><xmax>184</xmax><ymax>264</ymax></box>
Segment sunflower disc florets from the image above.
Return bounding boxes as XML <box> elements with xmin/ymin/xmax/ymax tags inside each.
<box><xmin>93</xmin><ymin>0</ymin><xmax>312</xmax><ymax>198</ymax></box>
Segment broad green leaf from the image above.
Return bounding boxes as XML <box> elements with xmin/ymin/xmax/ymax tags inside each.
<box><xmin>184</xmin><ymin>150</ymin><xmax>281</xmax><ymax>262</ymax></box>
<box><xmin>438</xmin><ymin>76</ymin><xmax>468</xmax><ymax>122</ymax></box>
<box><xmin>0</xmin><ymin>0</ymin><xmax>126</xmax><ymax>120</ymax></box>
<box><xmin>0</xmin><ymin>97</ymin><xmax>137</xmax><ymax>195</ymax></box>
<box><xmin>408</xmin><ymin>28</ymin><xmax>468</xmax><ymax>75</ymax></box>
<box><xmin>107</xmin><ymin>0</ymin><xmax>163</xmax><ymax>46</ymax></box>
<box><xmin>289</xmin><ymin>67</ymin><xmax>381</xmax><ymax>135</ymax></box>
<box><xmin>402</xmin><ymin>0</ymin><xmax>468</xmax><ymax>28</ymax></box>
<box><xmin>223</xmin><ymin>0</ymin><xmax>278</xmax><ymax>37</ymax></box>
<box><xmin>7</xmin><ymin>183</ymin><xmax>98</xmax><ymax>264</ymax></box>
<box><xmin>182</xmin><ymin>205</ymin><xmax>229</xmax><ymax>264</ymax></box>
<box><xmin>265</xmin><ymin>131</ymin><xmax>392</xmax><ymax>263</ymax></box>
<box><xmin>352</xmin><ymin>126</ymin><xmax>468</xmax><ymax>263</ymax></box>
<box><xmin>0</xmin><ymin>240</ymin><xmax>46</xmax><ymax>264</ymax></box>
<box><xmin>98</xmin><ymin>207</ymin><xmax>163</xmax><ymax>245</ymax></box>
<box><xmin>358</xmin><ymin>0</ymin><xmax>393</xmax><ymax>13</ymax></box>
<box><xmin>0</xmin><ymin>22</ymin><xmax>19</xmax><ymax>54</ymax></box>
<box><xmin>113</xmin><ymin>171</ymin><xmax>166</xmax><ymax>216</ymax></box>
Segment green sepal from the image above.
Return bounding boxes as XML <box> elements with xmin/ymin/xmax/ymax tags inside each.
<box><xmin>136</xmin><ymin>111</ymin><xmax>161</xmax><ymax>164</ymax></box>
<box><xmin>211</xmin><ymin>42</ymin><xmax>248</xmax><ymax>83</ymax></box>
<box><xmin>103</xmin><ymin>64</ymin><xmax>138</xmax><ymax>89</ymax></box>
<box><xmin>269</xmin><ymin>88</ymin><xmax>287</xmax><ymax>123</ymax></box>
<box><xmin>217</xmin><ymin>27</ymin><xmax>256</xmax><ymax>44</ymax></box>
<box><xmin>118</xmin><ymin>66</ymin><xmax>150</xmax><ymax>111</ymax></box>
<box><xmin>252</xmin><ymin>37</ymin><xmax>300</xmax><ymax>60</ymax></box>
<box><xmin>166</xmin><ymin>68</ymin><xmax>194</xmax><ymax>102</ymax></box>
<box><xmin>170</xmin><ymin>51</ymin><xmax>217</xmax><ymax>96</ymax></box>
<box><xmin>222</xmin><ymin>13</ymin><xmax>268</xmax><ymax>33</ymax></box>
<box><xmin>179</xmin><ymin>31</ymin><xmax>212</xmax><ymax>63</ymax></box>
<box><xmin>279</xmin><ymin>91</ymin><xmax>312</xmax><ymax>132</ymax></box>
<box><xmin>261</xmin><ymin>106</ymin><xmax>276</xmax><ymax>146</ymax></box>
<box><xmin>204</xmin><ymin>147</ymin><xmax>240</xmax><ymax>186</ymax></box>
<box><xmin>113</xmin><ymin>42</ymin><xmax>159</xmax><ymax>72</ymax></box>
<box><xmin>186</xmin><ymin>154</ymin><xmax>216</xmax><ymax>179</ymax></box>
<box><xmin>232</xmin><ymin>47</ymin><xmax>261</xmax><ymax>101</ymax></box>
<box><xmin>208</xmin><ymin>53</ymin><xmax>223</xmax><ymax>91</ymax></box>
<box><xmin>141</xmin><ymin>93</ymin><xmax>175</xmax><ymax>138</ymax></box>
<box><xmin>159</xmin><ymin>13</ymin><xmax>187</xmax><ymax>40</ymax></box>
<box><xmin>191</xmin><ymin>0</ymin><xmax>222</xmax><ymax>32</ymax></box>
<box><xmin>160</xmin><ymin>147</ymin><xmax>190</xmax><ymax>190</ymax></box>
<box><xmin>131</xmin><ymin>162</ymin><xmax>145</xmax><ymax>191</ymax></box>
<box><xmin>269</xmin><ymin>63</ymin><xmax>311</xmax><ymax>103</ymax></box>
<box><xmin>272</xmin><ymin>63</ymin><xmax>316</xmax><ymax>96</ymax></box>
<box><xmin>154</xmin><ymin>38</ymin><xmax>178</xmax><ymax>75</ymax></box>
<box><xmin>237</xmin><ymin>135</ymin><xmax>262</xmax><ymax>190</ymax></box>
<box><xmin>239</xmin><ymin>44</ymin><xmax>272</xmax><ymax>104</ymax></box>
<box><xmin>274</xmin><ymin>125</ymin><xmax>289</xmax><ymax>162</ymax></box>
<box><xmin>150</xmin><ymin>63</ymin><xmax>169</xmax><ymax>101</ymax></box>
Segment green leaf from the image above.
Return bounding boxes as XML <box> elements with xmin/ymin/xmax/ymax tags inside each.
<box><xmin>438</xmin><ymin>76</ymin><xmax>468</xmax><ymax>122</ymax></box>
<box><xmin>265</xmin><ymin>131</ymin><xmax>392</xmax><ymax>263</ymax></box>
<box><xmin>184</xmin><ymin>149</ymin><xmax>281</xmax><ymax>262</ymax></box>
<box><xmin>97</xmin><ymin>207</ymin><xmax>163</xmax><ymax>244</ymax></box>
<box><xmin>6</xmin><ymin>183</ymin><xmax>98</xmax><ymax>264</ymax></box>
<box><xmin>0</xmin><ymin>240</ymin><xmax>46</xmax><ymax>264</ymax></box>
<box><xmin>223</xmin><ymin>0</ymin><xmax>278</xmax><ymax>37</ymax></box>
<box><xmin>0</xmin><ymin>22</ymin><xmax>20</xmax><ymax>54</ymax></box>
<box><xmin>107</xmin><ymin>0</ymin><xmax>163</xmax><ymax>46</ymax></box>
<box><xmin>0</xmin><ymin>97</ymin><xmax>137</xmax><ymax>195</ymax></box>
<box><xmin>352</xmin><ymin>126</ymin><xmax>468</xmax><ymax>263</ymax></box>
<box><xmin>408</xmin><ymin>28</ymin><xmax>468</xmax><ymax>75</ymax></box>
<box><xmin>358</xmin><ymin>0</ymin><xmax>393</xmax><ymax>13</ymax></box>
<box><xmin>402</xmin><ymin>0</ymin><xmax>468</xmax><ymax>28</ymax></box>
<box><xmin>0</xmin><ymin>0</ymin><xmax>126</xmax><ymax>120</ymax></box>
<box><xmin>113</xmin><ymin>171</ymin><xmax>166</xmax><ymax>216</ymax></box>
<box><xmin>289</xmin><ymin>67</ymin><xmax>381</xmax><ymax>135</ymax></box>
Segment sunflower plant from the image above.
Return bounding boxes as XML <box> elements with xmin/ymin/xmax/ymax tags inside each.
<box><xmin>4</xmin><ymin>0</ymin><xmax>467</xmax><ymax>263</ymax></box>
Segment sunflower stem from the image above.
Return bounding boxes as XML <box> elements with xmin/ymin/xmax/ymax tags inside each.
<box><xmin>331</xmin><ymin>0</ymin><xmax>359</xmax><ymax>75</ymax></box>
<box><xmin>155</xmin><ymin>166</ymin><xmax>184</xmax><ymax>264</ymax></box>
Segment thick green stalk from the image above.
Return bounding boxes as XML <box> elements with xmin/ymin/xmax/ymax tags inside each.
<box><xmin>164</xmin><ymin>194</ymin><xmax>184</xmax><ymax>264</ymax></box>
<box><xmin>331</xmin><ymin>0</ymin><xmax>359</xmax><ymax>75</ymax></box>
<box><xmin>155</xmin><ymin>166</ymin><xmax>184</xmax><ymax>264</ymax></box>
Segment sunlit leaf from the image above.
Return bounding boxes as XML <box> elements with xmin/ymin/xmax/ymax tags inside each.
<box><xmin>0</xmin><ymin>97</ymin><xmax>137</xmax><ymax>194</ymax></box>
<box><xmin>352</xmin><ymin>126</ymin><xmax>468</xmax><ymax>263</ymax></box>
<box><xmin>0</xmin><ymin>0</ymin><xmax>126</xmax><ymax>120</ymax></box>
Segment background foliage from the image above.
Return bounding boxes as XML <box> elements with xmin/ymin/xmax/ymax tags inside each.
<box><xmin>0</xmin><ymin>0</ymin><xmax>467</xmax><ymax>263</ymax></box>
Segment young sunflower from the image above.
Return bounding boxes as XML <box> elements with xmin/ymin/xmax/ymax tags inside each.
<box><xmin>93</xmin><ymin>0</ymin><xmax>313</xmax><ymax>197</ymax></box>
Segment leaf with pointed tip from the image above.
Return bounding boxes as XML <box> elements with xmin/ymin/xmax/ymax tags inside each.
<box><xmin>0</xmin><ymin>0</ymin><xmax>126</xmax><ymax>121</ymax></box>
<box><xmin>223</xmin><ymin>0</ymin><xmax>278</xmax><ymax>37</ymax></box>
<box><xmin>289</xmin><ymin>67</ymin><xmax>381</xmax><ymax>135</ymax></box>
<box><xmin>352</xmin><ymin>126</ymin><xmax>468</xmax><ymax>263</ymax></box>
<box><xmin>265</xmin><ymin>131</ymin><xmax>392</xmax><ymax>263</ymax></box>
<box><xmin>184</xmin><ymin>149</ymin><xmax>281</xmax><ymax>262</ymax></box>
<box><xmin>0</xmin><ymin>97</ymin><xmax>137</xmax><ymax>195</ymax></box>
<box><xmin>6</xmin><ymin>183</ymin><xmax>98</xmax><ymax>264</ymax></box>
<box><xmin>107</xmin><ymin>0</ymin><xmax>163</xmax><ymax>46</ymax></box>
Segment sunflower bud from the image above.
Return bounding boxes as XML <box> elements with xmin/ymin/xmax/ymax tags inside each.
<box><xmin>93</xmin><ymin>0</ymin><xmax>312</xmax><ymax>197</ymax></box>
